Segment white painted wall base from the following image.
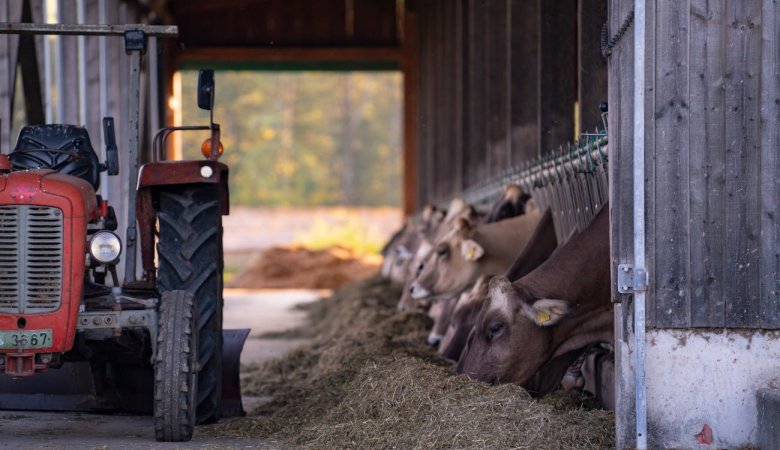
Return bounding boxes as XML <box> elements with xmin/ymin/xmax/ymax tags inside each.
<box><xmin>645</xmin><ymin>329</ymin><xmax>780</xmax><ymax>448</ymax></box>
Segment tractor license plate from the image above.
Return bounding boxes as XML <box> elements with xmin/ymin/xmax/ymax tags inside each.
<box><xmin>0</xmin><ymin>330</ymin><xmax>52</xmax><ymax>349</ymax></box>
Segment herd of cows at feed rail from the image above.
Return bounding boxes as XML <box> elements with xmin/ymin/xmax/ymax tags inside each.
<box><xmin>380</xmin><ymin>185</ymin><xmax>615</xmax><ymax>408</ymax></box>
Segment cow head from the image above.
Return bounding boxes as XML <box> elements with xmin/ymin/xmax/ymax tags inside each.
<box><xmin>456</xmin><ymin>276</ymin><xmax>571</xmax><ymax>384</ymax></box>
<box><xmin>396</xmin><ymin>239</ymin><xmax>435</xmax><ymax>311</ymax></box>
<box><xmin>410</xmin><ymin>217</ymin><xmax>485</xmax><ymax>299</ymax></box>
<box><xmin>439</xmin><ymin>274</ymin><xmax>491</xmax><ymax>362</ymax></box>
<box><xmin>485</xmin><ymin>185</ymin><xmax>531</xmax><ymax>223</ymax></box>
<box><xmin>426</xmin><ymin>295</ymin><xmax>456</xmax><ymax>348</ymax></box>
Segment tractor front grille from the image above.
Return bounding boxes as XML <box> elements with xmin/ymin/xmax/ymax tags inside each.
<box><xmin>0</xmin><ymin>206</ymin><xmax>63</xmax><ymax>313</ymax></box>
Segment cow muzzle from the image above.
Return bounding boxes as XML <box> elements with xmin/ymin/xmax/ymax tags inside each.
<box><xmin>409</xmin><ymin>282</ymin><xmax>431</xmax><ymax>299</ymax></box>
<box><xmin>427</xmin><ymin>333</ymin><xmax>443</xmax><ymax>348</ymax></box>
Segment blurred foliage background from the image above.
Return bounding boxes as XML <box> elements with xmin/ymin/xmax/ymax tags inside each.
<box><xmin>179</xmin><ymin>71</ymin><xmax>403</xmax><ymax>207</ymax></box>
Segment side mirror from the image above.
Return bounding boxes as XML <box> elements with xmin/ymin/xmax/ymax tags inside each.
<box><xmin>102</xmin><ymin>117</ymin><xmax>119</xmax><ymax>176</ymax></box>
<box><xmin>197</xmin><ymin>69</ymin><xmax>215</xmax><ymax>111</ymax></box>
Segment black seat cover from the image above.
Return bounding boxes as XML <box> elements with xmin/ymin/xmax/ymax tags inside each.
<box><xmin>10</xmin><ymin>124</ymin><xmax>101</xmax><ymax>190</ymax></box>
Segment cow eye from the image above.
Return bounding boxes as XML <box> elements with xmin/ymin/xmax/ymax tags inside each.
<box><xmin>417</xmin><ymin>262</ymin><xmax>425</xmax><ymax>273</ymax></box>
<box><xmin>436</xmin><ymin>244</ymin><xmax>450</xmax><ymax>257</ymax></box>
<box><xmin>488</xmin><ymin>323</ymin><xmax>504</xmax><ymax>340</ymax></box>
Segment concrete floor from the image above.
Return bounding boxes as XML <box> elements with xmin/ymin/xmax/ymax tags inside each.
<box><xmin>1</xmin><ymin>289</ymin><xmax>322</xmax><ymax>450</ymax></box>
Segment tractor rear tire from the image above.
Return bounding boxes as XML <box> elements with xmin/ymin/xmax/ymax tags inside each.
<box><xmin>157</xmin><ymin>187</ymin><xmax>224</xmax><ymax>425</ymax></box>
<box><xmin>154</xmin><ymin>290</ymin><xmax>198</xmax><ymax>442</ymax></box>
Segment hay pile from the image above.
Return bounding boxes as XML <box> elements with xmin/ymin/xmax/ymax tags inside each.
<box><xmin>229</xmin><ymin>246</ymin><xmax>381</xmax><ymax>289</ymax></box>
<box><xmin>199</xmin><ymin>277</ymin><xmax>614</xmax><ymax>449</ymax></box>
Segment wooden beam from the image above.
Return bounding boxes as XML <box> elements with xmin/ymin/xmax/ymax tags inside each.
<box><xmin>176</xmin><ymin>46</ymin><xmax>402</xmax><ymax>65</ymax></box>
<box><xmin>577</xmin><ymin>0</ymin><xmax>607</xmax><ymax>132</ymax></box>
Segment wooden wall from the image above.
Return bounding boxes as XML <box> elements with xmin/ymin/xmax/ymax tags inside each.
<box><xmin>167</xmin><ymin>0</ymin><xmax>400</xmax><ymax>48</ymax></box>
<box><xmin>608</xmin><ymin>0</ymin><xmax>780</xmax><ymax>329</ymax></box>
<box><xmin>410</xmin><ymin>0</ymin><xmax>607</xmax><ymax>207</ymax></box>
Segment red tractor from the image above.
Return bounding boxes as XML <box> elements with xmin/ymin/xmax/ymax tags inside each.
<box><xmin>0</xmin><ymin>24</ymin><xmax>246</xmax><ymax>442</ymax></box>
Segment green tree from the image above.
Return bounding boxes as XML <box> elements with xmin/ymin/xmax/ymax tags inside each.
<box><xmin>179</xmin><ymin>71</ymin><xmax>402</xmax><ymax>207</ymax></box>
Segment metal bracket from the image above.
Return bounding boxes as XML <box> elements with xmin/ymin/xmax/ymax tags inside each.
<box><xmin>617</xmin><ymin>264</ymin><xmax>648</xmax><ymax>294</ymax></box>
<box><xmin>124</xmin><ymin>30</ymin><xmax>147</xmax><ymax>54</ymax></box>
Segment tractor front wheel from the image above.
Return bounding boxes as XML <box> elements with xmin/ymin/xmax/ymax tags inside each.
<box><xmin>157</xmin><ymin>187</ymin><xmax>224</xmax><ymax>424</ymax></box>
<box><xmin>154</xmin><ymin>290</ymin><xmax>198</xmax><ymax>442</ymax></box>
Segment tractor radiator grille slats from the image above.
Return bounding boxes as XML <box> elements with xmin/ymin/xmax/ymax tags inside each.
<box><xmin>0</xmin><ymin>206</ymin><xmax>63</xmax><ymax>313</ymax></box>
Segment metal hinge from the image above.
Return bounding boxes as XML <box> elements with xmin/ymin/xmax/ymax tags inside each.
<box><xmin>617</xmin><ymin>264</ymin><xmax>648</xmax><ymax>294</ymax></box>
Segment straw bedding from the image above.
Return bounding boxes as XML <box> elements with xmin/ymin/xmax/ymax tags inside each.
<box><xmin>198</xmin><ymin>277</ymin><xmax>614</xmax><ymax>449</ymax></box>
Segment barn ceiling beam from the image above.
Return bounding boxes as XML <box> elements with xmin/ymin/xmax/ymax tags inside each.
<box><xmin>176</xmin><ymin>47</ymin><xmax>402</xmax><ymax>65</ymax></box>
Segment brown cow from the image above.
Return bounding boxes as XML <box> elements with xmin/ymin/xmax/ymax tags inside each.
<box><xmin>439</xmin><ymin>208</ymin><xmax>558</xmax><ymax>361</ymax></box>
<box><xmin>386</xmin><ymin>205</ymin><xmax>447</xmax><ymax>286</ymax></box>
<box><xmin>456</xmin><ymin>204</ymin><xmax>611</xmax><ymax>393</ymax></box>
<box><xmin>396</xmin><ymin>199</ymin><xmax>481</xmax><ymax>312</ymax></box>
<box><xmin>409</xmin><ymin>207</ymin><xmax>543</xmax><ymax>300</ymax></box>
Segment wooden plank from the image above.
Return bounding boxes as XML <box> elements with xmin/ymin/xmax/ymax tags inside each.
<box><xmin>609</xmin><ymin>0</ymin><xmax>635</xmax><ymax>306</ymax></box>
<box><xmin>723</xmin><ymin>0</ymin><xmax>761</xmax><ymax>328</ymax></box>
<box><xmin>402</xmin><ymin>7</ymin><xmax>418</xmax><ymax>215</ymax></box>
<box><xmin>485</xmin><ymin>0</ymin><xmax>510</xmax><ymax>176</ymax></box>
<box><xmin>577</xmin><ymin>0</ymin><xmax>608</xmax><ymax>132</ymax></box>
<box><xmin>453</xmin><ymin>0</ymin><xmax>465</xmax><ymax>193</ymax></box>
<box><xmin>651</xmin><ymin>0</ymin><xmax>690</xmax><ymax>328</ymax></box>
<box><xmin>443</xmin><ymin>0</ymin><xmax>458</xmax><ymax>197</ymax></box>
<box><xmin>435</xmin><ymin>0</ymin><xmax>449</xmax><ymax>202</ymax></box>
<box><xmin>414</xmin><ymin>2</ymin><xmax>426</xmax><ymax>207</ymax></box>
<box><xmin>433</xmin><ymin>0</ymin><xmax>444</xmax><ymax>202</ymax></box>
<box><xmin>643</xmin><ymin>0</ymin><xmax>657</xmax><ymax>325</ymax></box>
<box><xmin>688</xmin><ymin>0</ymin><xmax>726</xmax><ymax>327</ymax></box>
<box><xmin>421</xmin><ymin>2</ymin><xmax>433</xmax><ymax>206</ymax></box>
<box><xmin>466</xmin><ymin>0</ymin><xmax>486</xmax><ymax>188</ymax></box>
<box><xmin>509</xmin><ymin>0</ymin><xmax>539</xmax><ymax>165</ymax></box>
<box><xmin>539</xmin><ymin>0</ymin><xmax>577</xmax><ymax>154</ymax></box>
<box><xmin>759</xmin><ymin>0</ymin><xmax>780</xmax><ymax>328</ymax></box>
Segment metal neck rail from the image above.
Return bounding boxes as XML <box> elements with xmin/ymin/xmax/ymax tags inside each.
<box><xmin>445</xmin><ymin>131</ymin><xmax>609</xmax><ymax>245</ymax></box>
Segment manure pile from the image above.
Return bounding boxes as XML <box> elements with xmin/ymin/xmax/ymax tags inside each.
<box><xmin>199</xmin><ymin>277</ymin><xmax>614</xmax><ymax>449</ymax></box>
<box><xmin>229</xmin><ymin>246</ymin><xmax>380</xmax><ymax>290</ymax></box>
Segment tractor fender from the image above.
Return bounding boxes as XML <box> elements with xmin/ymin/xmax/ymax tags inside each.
<box><xmin>136</xmin><ymin>160</ymin><xmax>229</xmax><ymax>285</ymax></box>
<box><xmin>137</xmin><ymin>160</ymin><xmax>229</xmax><ymax>215</ymax></box>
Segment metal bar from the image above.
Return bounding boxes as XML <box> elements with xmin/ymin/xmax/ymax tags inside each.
<box><xmin>0</xmin><ymin>22</ymin><xmax>178</xmax><ymax>37</ymax></box>
<box><xmin>148</xmin><ymin>36</ymin><xmax>159</xmax><ymax>151</ymax></box>
<box><xmin>98</xmin><ymin>0</ymin><xmax>108</xmax><ymax>199</ymax></box>
<box><xmin>42</xmin><ymin>2</ymin><xmax>52</xmax><ymax>123</ymax></box>
<box><xmin>76</xmin><ymin>0</ymin><xmax>86</xmax><ymax>126</ymax></box>
<box><xmin>54</xmin><ymin>4</ymin><xmax>64</xmax><ymax>123</ymax></box>
<box><xmin>632</xmin><ymin>0</ymin><xmax>648</xmax><ymax>447</ymax></box>
<box><xmin>455</xmin><ymin>136</ymin><xmax>609</xmax><ymax>207</ymax></box>
<box><xmin>123</xmin><ymin>49</ymin><xmax>141</xmax><ymax>284</ymax></box>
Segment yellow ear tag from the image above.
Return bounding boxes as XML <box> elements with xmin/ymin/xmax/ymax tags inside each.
<box><xmin>466</xmin><ymin>247</ymin><xmax>476</xmax><ymax>259</ymax></box>
<box><xmin>536</xmin><ymin>311</ymin><xmax>551</xmax><ymax>324</ymax></box>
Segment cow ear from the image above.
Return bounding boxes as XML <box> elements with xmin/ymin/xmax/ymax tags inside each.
<box><xmin>454</xmin><ymin>217</ymin><xmax>472</xmax><ymax>233</ymax></box>
<box><xmin>522</xmin><ymin>298</ymin><xmax>570</xmax><ymax>326</ymax></box>
<box><xmin>460</xmin><ymin>239</ymin><xmax>485</xmax><ymax>261</ymax></box>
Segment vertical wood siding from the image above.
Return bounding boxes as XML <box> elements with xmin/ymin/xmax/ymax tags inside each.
<box><xmin>609</xmin><ymin>0</ymin><xmax>780</xmax><ymax>329</ymax></box>
<box><xmin>412</xmin><ymin>0</ymin><xmax>607</xmax><ymax>205</ymax></box>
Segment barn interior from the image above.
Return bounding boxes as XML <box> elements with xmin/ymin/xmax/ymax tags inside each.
<box><xmin>1</xmin><ymin>0</ymin><xmax>779</xmax><ymax>449</ymax></box>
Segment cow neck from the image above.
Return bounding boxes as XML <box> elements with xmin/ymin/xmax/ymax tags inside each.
<box><xmin>517</xmin><ymin>205</ymin><xmax>610</xmax><ymax>306</ymax></box>
<box><xmin>471</xmin><ymin>209</ymin><xmax>542</xmax><ymax>269</ymax></box>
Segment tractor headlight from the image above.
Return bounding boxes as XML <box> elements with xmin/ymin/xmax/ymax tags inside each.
<box><xmin>89</xmin><ymin>231</ymin><xmax>122</xmax><ymax>264</ymax></box>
